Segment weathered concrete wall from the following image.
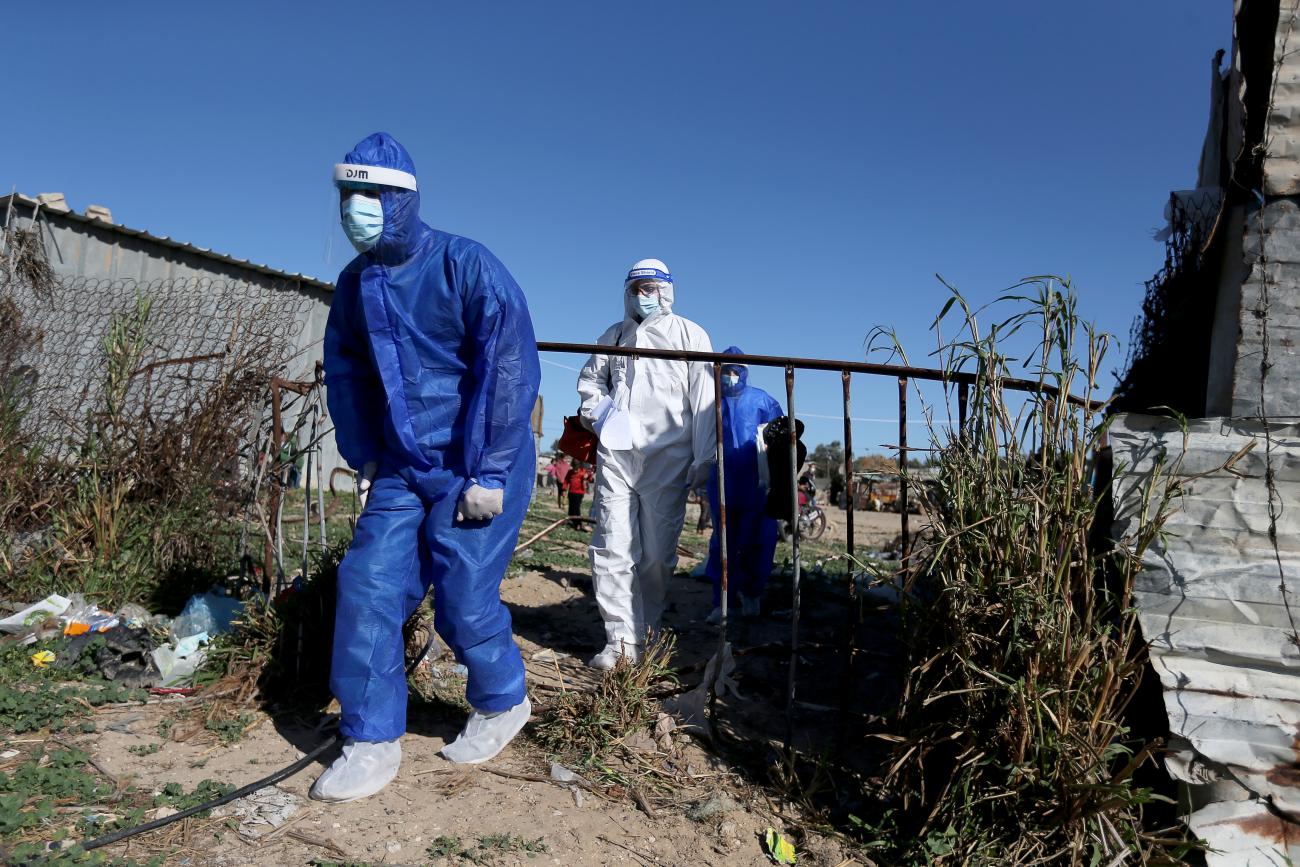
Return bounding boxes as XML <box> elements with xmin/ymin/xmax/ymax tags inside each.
<box><xmin>1230</xmin><ymin>197</ymin><xmax>1300</xmax><ymax>418</ymax></box>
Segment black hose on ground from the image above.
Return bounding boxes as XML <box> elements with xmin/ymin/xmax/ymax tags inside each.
<box><xmin>76</xmin><ymin>731</ymin><xmax>339</xmax><ymax>852</ymax></box>
<box><xmin>406</xmin><ymin>626</ymin><xmax>437</xmax><ymax>675</ymax></box>
<box><xmin>61</xmin><ymin>605</ymin><xmax>439</xmax><ymax>854</ymax></box>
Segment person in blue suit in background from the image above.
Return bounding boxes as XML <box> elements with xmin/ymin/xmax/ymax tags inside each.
<box><xmin>704</xmin><ymin>347</ymin><xmax>784</xmax><ymax>624</ymax></box>
<box><xmin>316</xmin><ymin>132</ymin><xmax>540</xmax><ymax>802</ymax></box>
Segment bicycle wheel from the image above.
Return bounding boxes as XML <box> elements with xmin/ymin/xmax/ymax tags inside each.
<box><xmin>805</xmin><ymin>509</ymin><xmax>827</xmax><ymax>540</ymax></box>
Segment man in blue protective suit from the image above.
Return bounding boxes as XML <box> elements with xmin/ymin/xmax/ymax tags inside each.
<box><xmin>704</xmin><ymin>348</ymin><xmax>784</xmax><ymax>624</ymax></box>
<box><xmin>313</xmin><ymin>132</ymin><xmax>541</xmax><ymax>803</ymax></box>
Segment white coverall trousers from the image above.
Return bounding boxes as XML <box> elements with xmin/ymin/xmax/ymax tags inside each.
<box><xmin>589</xmin><ymin>441</ymin><xmax>692</xmax><ymax>648</ymax></box>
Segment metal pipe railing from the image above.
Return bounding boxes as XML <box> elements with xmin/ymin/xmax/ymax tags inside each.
<box><xmin>538</xmin><ymin>341</ymin><xmax>1099</xmax><ymax>408</ymax></box>
<box><xmin>536</xmin><ymin>340</ymin><xmax>1097</xmax><ymax>756</ymax></box>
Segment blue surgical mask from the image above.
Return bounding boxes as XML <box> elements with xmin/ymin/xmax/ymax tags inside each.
<box><xmin>634</xmin><ymin>295</ymin><xmax>661</xmax><ymax>320</ymax></box>
<box><xmin>340</xmin><ymin>193</ymin><xmax>383</xmax><ymax>251</ymax></box>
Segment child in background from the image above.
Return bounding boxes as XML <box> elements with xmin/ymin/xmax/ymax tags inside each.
<box><xmin>564</xmin><ymin>462</ymin><xmax>593</xmax><ymax>530</ymax></box>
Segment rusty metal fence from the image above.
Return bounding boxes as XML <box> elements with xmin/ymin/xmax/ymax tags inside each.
<box><xmin>245</xmin><ymin>335</ymin><xmax>1096</xmax><ymax>750</ymax></box>
<box><xmin>538</xmin><ymin>340</ymin><xmax>1094</xmax><ymax>749</ymax></box>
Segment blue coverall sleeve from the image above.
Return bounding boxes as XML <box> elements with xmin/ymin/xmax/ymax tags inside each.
<box><xmin>323</xmin><ymin>276</ymin><xmax>384</xmax><ymax>470</ymax></box>
<box><xmin>461</xmin><ymin>246</ymin><xmax>541</xmax><ymax>492</ymax></box>
<box><xmin>759</xmin><ymin>393</ymin><xmax>784</xmax><ymax>425</ymax></box>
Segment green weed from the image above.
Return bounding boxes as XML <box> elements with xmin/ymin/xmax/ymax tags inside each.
<box><xmin>426</xmin><ymin>835</ymin><xmax>466</xmax><ymax>858</ymax></box>
<box><xmin>0</xmin><ymin>681</ymin><xmax>142</xmax><ymax>734</ymax></box>
<box><xmin>1</xmin><ymin>270</ymin><xmax>294</xmax><ymax>609</ymax></box>
<box><xmin>0</xmin><ymin>747</ymin><xmax>166</xmax><ymax>865</ymax></box>
<box><xmin>426</xmin><ymin>833</ymin><xmax>549</xmax><ymax>864</ymax></box>
<box><xmin>478</xmin><ymin>833</ymin><xmax>549</xmax><ymax>856</ymax></box>
<box><xmin>152</xmin><ymin>780</ymin><xmax>234</xmax><ymax>814</ymax></box>
<box><xmin>203</xmin><ymin>712</ymin><xmax>255</xmax><ymax>745</ymax></box>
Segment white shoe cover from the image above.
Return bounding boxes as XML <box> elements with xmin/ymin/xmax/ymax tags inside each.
<box><xmin>588</xmin><ymin>643</ymin><xmax>641</xmax><ymax>671</ymax></box>
<box><xmin>440</xmin><ymin>697</ymin><xmax>532</xmax><ymax>765</ymax></box>
<box><xmin>309</xmin><ymin>738</ymin><xmax>401</xmax><ymax>803</ymax></box>
<box><xmin>706</xmin><ymin>606</ymin><xmax>723</xmax><ymax>625</ymax></box>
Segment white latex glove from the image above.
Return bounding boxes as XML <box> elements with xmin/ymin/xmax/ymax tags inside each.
<box><xmin>357</xmin><ymin>461</ymin><xmax>378</xmax><ymax>509</ymax></box>
<box><xmin>687</xmin><ymin>462</ymin><xmax>714</xmax><ymax>494</ymax></box>
<box><xmin>457</xmin><ymin>484</ymin><xmax>504</xmax><ymax>522</ymax></box>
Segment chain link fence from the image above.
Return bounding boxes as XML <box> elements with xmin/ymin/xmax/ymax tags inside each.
<box><xmin>6</xmin><ymin>273</ymin><xmax>312</xmax><ymax>451</ymax></box>
<box><xmin>0</xmin><ymin>236</ymin><xmax>323</xmax><ymax>603</ymax></box>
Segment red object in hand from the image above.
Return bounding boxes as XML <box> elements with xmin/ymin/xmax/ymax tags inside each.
<box><xmin>558</xmin><ymin>415</ymin><xmax>597</xmax><ymax>464</ymax></box>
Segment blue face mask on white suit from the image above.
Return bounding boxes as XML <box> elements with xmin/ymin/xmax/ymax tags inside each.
<box><xmin>633</xmin><ymin>295</ymin><xmax>661</xmax><ymax>320</ymax></box>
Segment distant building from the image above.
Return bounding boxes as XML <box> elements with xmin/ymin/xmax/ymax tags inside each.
<box><xmin>0</xmin><ymin>192</ymin><xmax>546</xmax><ymax>488</ymax></box>
<box><xmin>0</xmin><ymin>191</ymin><xmax>347</xmax><ymax>478</ymax></box>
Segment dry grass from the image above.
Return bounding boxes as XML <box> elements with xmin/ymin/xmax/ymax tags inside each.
<box><xmin>1</xmin><ymin>230</ymin><xmax>304</xmax><ymax>609</ymax></box>
<box><xmin>857</xmin><ymin>280</ymin><xmax>1195</xmax><ymax>865</ymax></box>
<box><xmin>535</xmin><ymin>632</ymin><xmax>677</xmax><ymax>768</ymax></box>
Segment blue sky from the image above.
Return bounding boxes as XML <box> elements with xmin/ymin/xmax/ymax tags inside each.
<box><xmin>2</xmin><ymin>2</ymin><xmax>1228</xmax><ymax>452</ymax></box>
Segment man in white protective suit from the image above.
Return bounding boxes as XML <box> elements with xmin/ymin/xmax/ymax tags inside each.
<box><xmin>577</xmin><ymin>259</ymin><xmax>716</xmax><ymax>670</ymax></box>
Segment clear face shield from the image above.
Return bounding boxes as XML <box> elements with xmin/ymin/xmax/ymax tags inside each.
<box><xmin>626</xmin><ymin>279</ymin><xmax>669</xmax><ymax>320</ymax></box>
<box><xmin>322</xmin><ymin>182</ymin><xmax>383</xmax><ymax>273</ymax></box>
<box><xmin>322</xmin><ymin>162</ymin><xmax>418</xmax><ymax>273</ymax></box>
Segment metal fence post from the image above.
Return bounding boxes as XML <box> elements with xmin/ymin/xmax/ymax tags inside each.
<box><xmin>712</xmin><ymin>362</ymin><xmax>729</xmax><ymax>641</ymax></box>
<box><xmin>784</xmin><ymin>365</ymin><xmax>801</xmax><ymax>750</ymax></box>
<box><xmin>958</xmin><ymin>380</ymin><xmax>969</xmax><ymax>441</ymax></box>
<box><xmin>842</xmin><ymin>370</ymin><xmax>855</xmax><ymax>568</ymax></box>
<box><xmin>836</xmin><ymin>370</ymin><xmax>858</xmax><ymax>744</ymax></box>
<box><xmin>315</xmin><ymin>362</ymin><xmax>327</xmax><ymax>554</ymax></box>
<box><xmin>301</xmin><ymin>406</ymin><xmax>312</xmax><ymax>582</ymax></box>
<box><xmin>264</xmin><ymin>378</ymin><xmax>284</xmax><ymax>595</ymax></box>
<box><xmin>898</xmin><ymin>377</ymin><xmax>909</xmax><ymax>562</ymax></box>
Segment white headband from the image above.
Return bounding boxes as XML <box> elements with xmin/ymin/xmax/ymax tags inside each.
<box><xmin>333</xmin><ymin>163</ymin><xmax>418</xmax><ymax>191</ymax></box>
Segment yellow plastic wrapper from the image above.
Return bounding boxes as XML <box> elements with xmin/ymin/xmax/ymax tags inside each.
<box><xmin>30</xmin><ymin>650</ymin><xmax>56</xmax><ymax>668</ymax></box>
<box><xmin>762</xmin><ymin>827</ymin><xmax>797</xmax><ymax>864</ymax></box>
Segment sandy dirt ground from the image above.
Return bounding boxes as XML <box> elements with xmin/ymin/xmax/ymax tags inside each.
<box><xmin>816</xmin><ymin>503</ymin><xmax>930</xmax><ymax>547</ymax></box>
<box><xmin>64</xmin><ymin>507</ymin><xmax>914</xmax><ymax>866</ymax></box>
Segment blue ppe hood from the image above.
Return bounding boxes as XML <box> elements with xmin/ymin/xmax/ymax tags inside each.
<box><xmin>709</xmin><ymin>345</ymin><xmax>783</xmax><ymax>510</ymax></box>
<box><xmin>339</xmin><ymin>132</ymin><xmax>428</xmax><ymax>266</ymax></box>
<box><xmin>325</xmin><ymin>132</ymin><xmax>541</xmax><ymax>501</ymax></box>
<box><xmin>721</xmin><ymin>345</ymin><xmax>748</xmax><ymax>395</ymax></box>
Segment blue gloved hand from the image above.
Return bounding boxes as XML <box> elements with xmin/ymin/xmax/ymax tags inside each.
<box><xmin>457</xmin><ymin>484</ymin><xmax>504</xmax><ymax>522</ymax></box>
